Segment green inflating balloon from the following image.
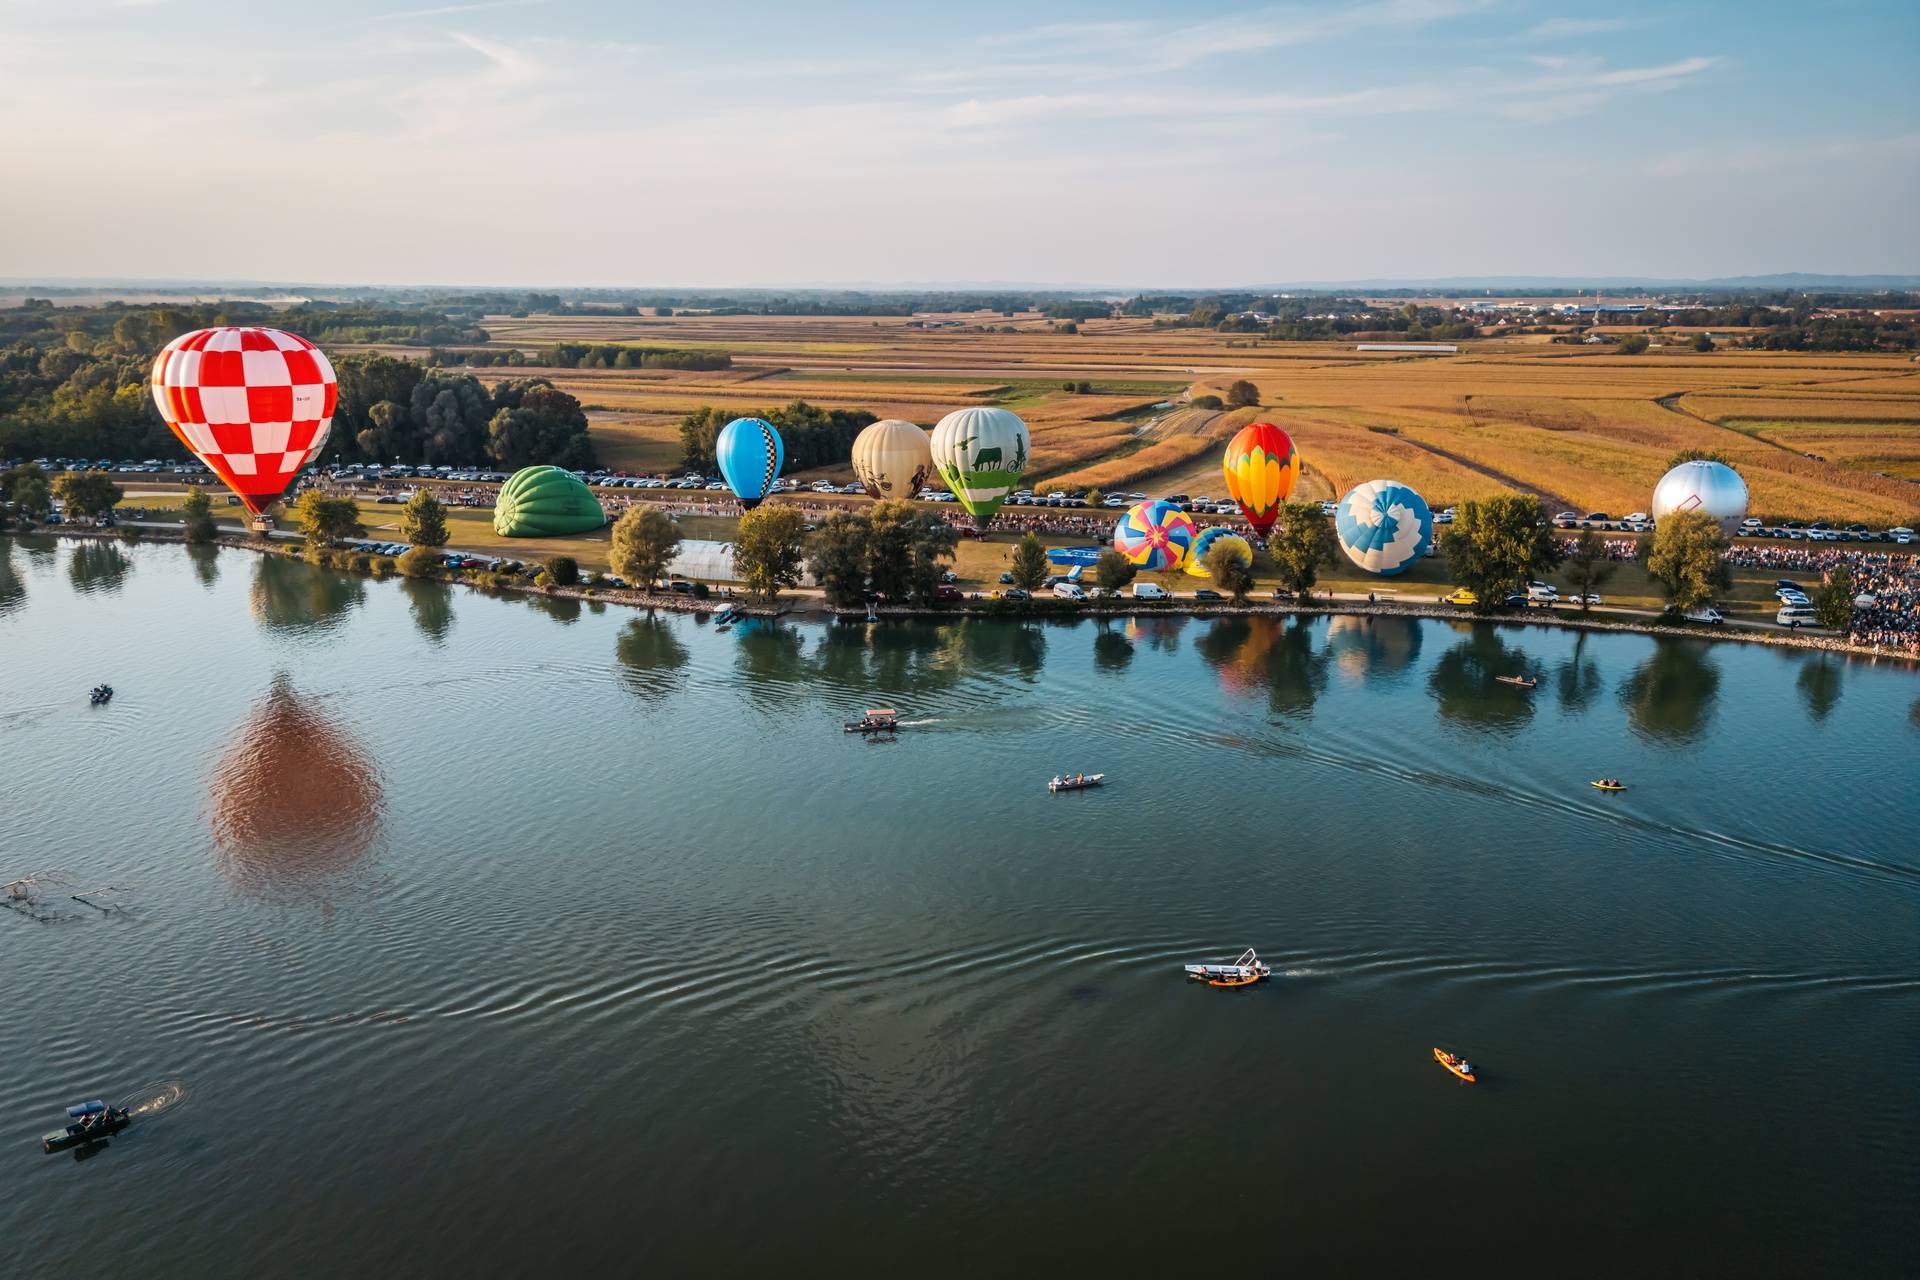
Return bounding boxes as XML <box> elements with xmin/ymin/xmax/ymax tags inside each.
<box><xmin>492</xmin><ymin>466</ymin><xmax>606</xmax><ymax>537</ymax></box>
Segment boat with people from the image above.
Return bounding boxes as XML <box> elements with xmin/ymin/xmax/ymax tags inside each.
<box><xmin>1047</xmin><ymin>772</ymin><xmax>1104</xmax><ymax>793</ymax></box>
<box><xmin>844</xmin><ymin>708</ymin><xmax>900</xmax><ymax>734</ymax></box>
<box><xmin>42</xmin><ymin>1100</ymin><xmax>130</xmax><ymax>1152</ymax></box>
<box><xmin>1433</xmin><ymin>1048</ymin><xmax>1477</xmax><ymax>1082</ymax></box>
<box><xmin>1184</xmin><ymin>949</ymin><xmax>1271</xmax><ymax>987</ymax></box>
<box><xmin>1590</xmin><ymin>778</ymin><xmax>1628</xmax><ymax>792</ymax></box>
<box><xmin>88</xmin><ymin>684</ymin><xmax>113</xmax><ymax>705</ymax></box>
<box><xmin>1494</xmin><ymin>675</ymin><xmax>1537</xmax><ymax>689</ymax></box>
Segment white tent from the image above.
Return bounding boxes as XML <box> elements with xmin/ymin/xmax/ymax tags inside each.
<box><xmin>665</xmin><ymin>539</ymin><xmax>818</xmax><ymax>587</ymax></box>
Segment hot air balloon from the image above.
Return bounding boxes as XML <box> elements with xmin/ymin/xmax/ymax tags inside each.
<box><xmin>930</xmin><ymin>406</ymin><xmax>1028</xmax><ymax>530</ymax></box>
<box><xmin>1651</xmin><ymin>459</ymin><xmax>1748</xmax><ymax>532</ymax></box>
<box><xmin>1334</xmin><ymin>480</ymin><xmax>1432</xmax><ymax>576</ymax></box>
<box><xmin>1186</xmin><ymin>527</ymin><xmax>1254</xmax><ymax>578</ymax></box>
<box><xmin>1113</xmin><ymin>499</ymin><xmax>1198</xmax><ymax>571</ymax></box>
<box><xmin>150</xmin><ymin>327</ymin><xmax>337</xmax><ymax>516</ymax></box>
<box><xmin>717</xmin><ymin>417</ymin><xmax>785</xmax><ymax>508</ymax></box>
<box><xmin>851</xmin><ymin>418</ymin><xmax>933</xmax><ymax>500</ymax></box>
<box><xmin>1222</xmin><ymin>421</ymin><xmax>1300</xmax><ymax>539</ymax></box>
<box><xmin>493</xmin><ymin>465</ymin><xmax>606</xmax><ymax>537</ymax></box>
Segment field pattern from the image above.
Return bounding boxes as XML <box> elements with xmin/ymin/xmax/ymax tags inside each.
<box><xmin>433</xmin><ymin>315</ymin><xmax>1919</xmax><ymax>523</ymax></box>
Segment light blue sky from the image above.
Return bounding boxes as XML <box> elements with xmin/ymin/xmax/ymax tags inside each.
<box><xmin>3</xmin><ymin>0</ymin><xmax>1915</xmax><ymax>287</ymax></box>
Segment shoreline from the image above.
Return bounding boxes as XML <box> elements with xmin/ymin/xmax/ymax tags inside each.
<box><xmin>26</xmin><ymin>524</ymin><xmax>1920</xmax><ymax>667</ymax></box>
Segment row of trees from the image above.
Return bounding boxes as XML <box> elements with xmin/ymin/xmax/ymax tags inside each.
<box><xmin>809</xmin><ymin>501</ymin><xmax>960</xmax><ymax>607</ymax></box>
<box><xmin>331</xmin><ymin>356</ymin><xmax>594</xmax><ymax>469</ymax></box>
<box><xmin>537</xmin><ymin>342</ymin><xmax>731</xmax><ymax>371</ymax></box>
<box><xmin>677</xmin><ymin>400</ymin><xmax>876</xmax><ymax>474</ymax></box>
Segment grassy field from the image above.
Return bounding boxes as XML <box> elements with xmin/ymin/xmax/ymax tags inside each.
<box><xmin>362</xmin><ymin>314</ymin><xmax>1920</xmax><ymax>524</ymax></box>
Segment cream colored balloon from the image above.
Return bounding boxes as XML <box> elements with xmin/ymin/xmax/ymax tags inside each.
<box><xmin>851</xmin><ymin>418</ymin><xmax>934</xmax><ymax>500</ymax></box>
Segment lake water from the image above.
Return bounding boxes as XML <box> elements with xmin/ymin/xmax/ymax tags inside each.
<box><xmin>3</xmin><ymin>536</ymin><xmax>1917</xmax><ymax>1276</ymax></box>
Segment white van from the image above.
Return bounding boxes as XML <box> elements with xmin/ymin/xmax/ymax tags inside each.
<box><xmin>1777</xmin><ymin>605</ymin><xmax>1817</xmax><ymax>628</ymax></box>
<box><xmin>1131</xmin><ymin>582</ymin><xmax>1170</xmax><ymax>601</ymax></box>
<box><xmin>1052</xmin><ymin>582</ymin><xmax>1087</xmax><ymax>601</ymax></box>
<box><xmin>1683</xmin><ymin>607</ymin><xmax>1724</xmax><ymax>625</ymax></box>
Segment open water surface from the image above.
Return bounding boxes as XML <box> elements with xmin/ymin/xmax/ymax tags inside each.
<box><xmin>2</xmin><ymin>536</ymin><xmax>1917</xmax><ymax>1275</ymax></box>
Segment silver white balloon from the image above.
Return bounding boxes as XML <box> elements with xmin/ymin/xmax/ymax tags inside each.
<box><xmin>1651</xmin><ymin>460</ymin><xmax>1749</xmax><ymax>531</ymax></box>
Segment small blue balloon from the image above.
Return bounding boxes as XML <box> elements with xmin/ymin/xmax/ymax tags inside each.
<box><xmin>716</xmin><ymin>417</ymin><xmax>784</xmax><ymax>508</ymax></box>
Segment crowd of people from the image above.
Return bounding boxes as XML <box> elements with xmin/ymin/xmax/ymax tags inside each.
<box><xmin>1559</xmin><ymin>536</ymin><xmax>1642</xmax><ymax>562</ymax></box>
<box><xmin>1722</xmin><ymin>544</ymin><xmax>1920</xmax><ymax>654</ymax></box>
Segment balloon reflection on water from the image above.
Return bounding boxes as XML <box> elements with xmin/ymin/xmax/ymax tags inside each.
<box><xmin>208</xmin><ymin>673</ymin><xmax>384</xmax><ymax>892</ymax></box>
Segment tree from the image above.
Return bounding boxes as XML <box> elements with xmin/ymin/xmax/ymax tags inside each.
<box><xmin>1691</xmin><ymin>333</ymin><xmax>1715</xmax><ymax>352</ymax></box>
<box><xmin>1667</xmin><ymin>447</ymin><xmax>1730</xmax><ymax>468</ymax></box>
<box><xmin>808</xmin><ymin>510</ymin><xmax>871</xmax><ymax>608</ymax></box>
<box><xmin>733</xmin><ymin>504</ymin><xmax>808</xmax><ymax>603</ymax></box>
<box><xmin>1008</xmin><ymin>532</ymin><xmax>1049</xmax><ymax>590</ymax></box>
<box><xmin>905</xmin><ymin>507</ymin><xmax>960</xmax><ymax>604</ymax></box>
<box><xmin>400</xmin><ymin>489</ymin><xmax>449</xmax><ymax>548</ymax></box>
<box><xmin>291</xmin><ymin>490</ymin><xmax>364</xmax><ymax>554</ymax></box>
<box><xmin>10</xmin><ymin>472</ymin><xmax>50</xmax><ymax>522</ymax></box>
<box><xmin>609</xmin><ymin>504</ymin><xmax>684</xmax><ymax>589</ymax></box>
<box><xmin>180</xmin><ymin>484</ymin><xmax>216</xmax><ymax>543</ymax></box>
<box><xmin>397</xmin><ymin>546</ymin><xmax>439</xmax><ymax>578</ymax></box>
<box><xmin>1191</xmin><ymin>394</ymin><xmax>1225</xmax><ymax>410</ymax></box>
<box><xmin>1446</xmin><ymin>495</ymin><xmax>1562</xmax><ymax>608</ymax></box>
<box><xmin>1225</xmin><ymin>379</ymin><xmax>1260</xmax><ymax>407</ymax></box>
<box><xmin>485</xmin><ymin>382</ymin><xmax>594</xmax><ymax>470</ymax></box>
<box><xmin>1267</xmin><ymin>499</ymin><xmax>1336</xmax><ymax>596</ymax></box>
<box><xmin>1616</xmin><ymin>334</ymin><xmax>1650</xmax><ymax>355</ymax></box>
<box><xmin>544</xmin><ymin>554</ymin><xmax>580</xmax><ymax>587</ymax></box>
<box><xmin>864</xmin><ymin>499</ymin><xmax>917</xmax><ymax>602</ymax></box>
<box><xmin>1563</xmin><ymin>529</ymin><xmax>1616</xmax><ymax>612</ymax></box>
<box><xmin>1204</xmin><ymin>542</ymin><xmax>1256</xmax><ymax>603</ymax></box>
<box><xmin>1644</xmin><ymin>510</ymin><xmax>1731</xmax><ymax>610</ymax></box>
<box><xmin>53</xmin><ymin>470</ymin><xmax>122</xmax><ymax>522</ymax></box>
<box><xmin>1094</xmin><ymin>550</ymin><xmax>1137</xmax><ymax>593</ymax></box>
<box><xmin>1085</xmin><ymin>489</ymin><xmax>1103</xmax><ymax>508</ymax></box>
<box><xmin>1810</xmin><ymin>563</ymin><xmax>1855</xmax><ymax>630</ymax></box>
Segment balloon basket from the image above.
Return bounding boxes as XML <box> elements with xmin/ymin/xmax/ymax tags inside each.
<box><xmin>249</xmin><ymin>516</ymin><xmax>274</xmax><ymax>535</ymax></box>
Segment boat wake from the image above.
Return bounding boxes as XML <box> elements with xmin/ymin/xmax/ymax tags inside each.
<box><xmin>120</xmin><ymin>1079</ymin><xmax>185</xmax><ymax>1119</ymax></box>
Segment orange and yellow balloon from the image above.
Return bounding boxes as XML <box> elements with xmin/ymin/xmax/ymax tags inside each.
<box><xmin>1222</xmin><ymin>421</ymin><xmax>1300</xmax><ymax>539</ymax></box>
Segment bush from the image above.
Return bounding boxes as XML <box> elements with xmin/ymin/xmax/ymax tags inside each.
<box><xmin>544</xmin><ymin>555</ymin><xmax>579</xmax><ymax>586</ymax></box>
<box><xmin>397</xmin><ymin>547</ymin><xmax>438</xmax><ymax>578</ymax></box>
<box><xmin>1191</xmin><ymin>394</ymin><xmax>1224</xmax><ymax>410</ymax></box>
<box><xmin>349</xmin><ymin>552</ymin><xmax>374</xmax><ymax>573</ymax></box>
<box><xmin>372</xmin><ymin>556</ymin><xmax>397</xmax><ymax>576</ymax></box>
<box><xmin>1616</xmin><ymin>334</ymin><xmax>1650</xmax><ymax>355</ymax></box>
<box><xmin>1225</xmin><ymin>379</ymin><xmax>1260</xmax><ymax>407</ymax></box>
<box><xmin>116</xmin><ymin>524</ymin><xmax>142</xmax><ymax>542</ymax></box>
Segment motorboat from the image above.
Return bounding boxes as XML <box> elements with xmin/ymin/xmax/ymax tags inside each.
<box><xmin>1494</xmin><ymin>675</ymin><xmax>1537</xmax><ymax>689</ymax></box>
<box><xmin>1433</xmin><ymin>1048</ymin><xmax>1476</xmax><ymax>1082</ymax></box>
<box><xmin>89</xmin><ymin>684</ymin><xmax>114</xmax><ymax>705</ymax></box>
<box><xmin>844</xmin><ymin>708</ymin><xmax>900</xmax><ymax>734</ymax></box>
<box><xmin>1184</xmin><ymin>949</ymin><xmax>1271</xmax><ymax>987</ymax></box>
<box><xmin>1047</xmin><ymin>773</ymin><xmax>1104</xmax><ymax>793</ymax></box>
<box><xmin>42</xmin><ymin>1100</ymin><xmax>130</xmax><ymax>1152</ymax></box>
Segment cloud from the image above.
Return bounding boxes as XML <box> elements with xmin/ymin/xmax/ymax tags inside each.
<box><xmin>360</xmin><ymin>0</ymin><xmax>547</xmax><ymax>22</ymax></box>
<box><xmin>1514</xmin><ymin>17</ymin><xmax>1633</xmax><ymax>41</ymax></box>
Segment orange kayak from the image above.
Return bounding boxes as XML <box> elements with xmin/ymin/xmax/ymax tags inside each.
<box><xmin>1433</xmin><ymin>1047</ymin><xmax>1476</xmax><ymax>1082</ymax></box>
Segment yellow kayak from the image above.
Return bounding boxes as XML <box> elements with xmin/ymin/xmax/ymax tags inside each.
<box><xmin>1433</xmin><ymin>1048</ymin><xmax>1476</xmax><ymax>1082</ymax></box>
<box><xmin>1590</xmin><ymin>780</ymin><xmax>1628</xmax><ymax>792</ymax></box>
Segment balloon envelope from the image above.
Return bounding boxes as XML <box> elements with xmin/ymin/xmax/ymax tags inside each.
<box><xmin>1113</xmin><ymin>500</ymin><xmax>1199</xmax><ymax>571</ymax></box>
<box><xmin>1651</xmin><ymin>459</ymin><xmax>1748</xmax><ymax>531</ymax></box>
<box><xmin>851</xmin><ymin>418</ymin><xmax>933</xmax><ymax>500</ymax></box>
<box><xmin>1222</xmin><ymin>421</ymin><xmax>1300</xmax><ymax>538</ymax></box>
<box><xmin>1334</xmin><ymin>480</ymin><xmax>1432</xmax><ymax>576</ymax></box>
<box><xmin>150</xmin><ymin>327</ymin><xmax>337</xmax><ymax>514</ymax></box>
<box><xmin>1186</xmin><ymin>528</ymin><xmax>1254</xmax><ymax>578</ymax></box>
<box><xmin>717</xmin><ymin>417</ymin><xmax>785</xmax><ymax>508</ymax></box>
<box><xmin>930</xmin><ymin>407</ymin><xmax>1028</xmax><ymax>528</ymax></box>
<box><xmin>493</xmin><ymin>466</ymin><xmax>605</xmax><ymax>537</ymax></box>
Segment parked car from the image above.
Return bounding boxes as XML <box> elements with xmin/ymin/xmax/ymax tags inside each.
<box><xmin>1002</xmin><ymin>588</ymin><xmax>1030</xmax><ymax>602</ymax></box>
<box><xmin>934</xmin><ymin>584</ymin><xmax>964</xmax><ymax>602</ymax></box>
<box><xmin>1442</xmin><ymin>588</ymin><xmax>1479</xmax><ymax>607</ymax></box>
<box><xmin>1192</xmin><ymin>589</ymin><xmax>1224</xmax><ymax>602</ymax></box>
<box><xmin>1131</xmin><ymin>582</ymin><xmax>1170</xmax><ymax>600</ymax></box>
<box><xmin>1570</xmin><ymin>592</ymin><xmax>1603</xmax><ymax>606</ymax></box>
<box><xmin>1527</xmin><ymin>584</ymin><xmax>1559</xmax><ymax>603</ymax></box>
<box><xmin>1683</xmin><ymin>607</ymin><xmax>1724</xmax><ymax>625</ymax></box>
<box><xmin>668</xmin><ymin>580</ymin><xmax>695</xmax><ymax>594</ymax></box>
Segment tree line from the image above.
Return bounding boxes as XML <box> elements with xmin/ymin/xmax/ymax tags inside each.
<box><xmin>677</xmin><ymin>400</ymin><xmax>875</xmax><ymax>474</ymax></box>
<box><xmin>331</xmin><ymin>356</ymin><xmax>594</xmax><ymax>469</ymax></box>
<box><xmin>535</xmin><ymin>342</ymin><xmax>731</xmax><ymax>371</ymax></box>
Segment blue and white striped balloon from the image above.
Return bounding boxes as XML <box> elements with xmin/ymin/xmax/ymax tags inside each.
<box><xmin>716</xmin><ymin>417</ymin><xmax>784</xmax><ymax>509</ymax></box>
<box><xmin>1334</xmin><ymin>480</ymin><xmax>1432</xmax><ymax>576</ymax></box>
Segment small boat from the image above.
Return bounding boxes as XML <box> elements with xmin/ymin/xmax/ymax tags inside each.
<box><xmin>1590</xmin><ymin>779</ymin><xmax>1628</xmax><ymax>792</ymax></box>
<box><xmin>42</xmin><ymin>1100</ymin><xmax>130</xmax><ymax>1152</ymax></box>
<box><xmin>1047</xmin><ymin>772</ymin><xmax>1105</xmax><ymax>793</ymax></box>
<box><xmin>1494</xmin><ymin>675</ymin><xmax>1537</xmax><ymax>689</ymax></box>
<box><xmin>1433</xmin><ymin>1048</ymin><xmax>1476</xmax><ymax>1082</ymax></box>
<box><xmin>1184</xmin><ymin>948</ymin><xmax>1271</xmax><ymax>987</ymax></box>
<box><xmin>844</xmin><ymin>708</ymin><xmax>900</xmax><ymax>734</ymax></box>
<box><xmin>89</xmin><ymin>684</ymin><xmax>114</xmax><ymax>705</ymax></box>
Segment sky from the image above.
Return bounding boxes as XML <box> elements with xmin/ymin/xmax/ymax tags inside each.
<box><xmin>2</xmin><ymin>0</ymin><xmax>1916</xmax><ymax>288</ymax></box>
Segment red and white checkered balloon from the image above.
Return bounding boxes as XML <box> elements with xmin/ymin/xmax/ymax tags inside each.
<box><xmin>150</xmin><ymin>327</ymin><xmax>337</xmax><ymax>514</ymax></box>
